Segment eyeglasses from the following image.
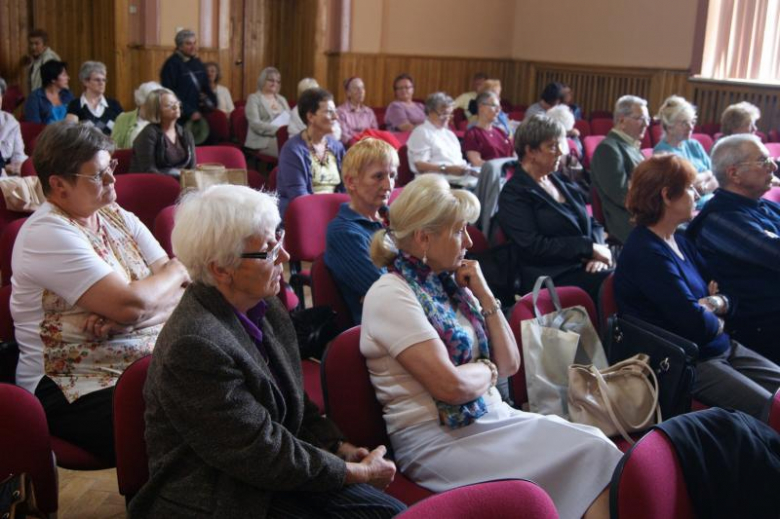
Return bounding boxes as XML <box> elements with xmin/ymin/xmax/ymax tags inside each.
<box><xmin>240</xmin><ymin>230</ymin><xmax>285</xmax><ymax>262</ymax></box>
<box><xmin>737</xmin><ymin>156</ymin><xmax>776</xmax><ymax>170</ymax></box>
<box><xmin>90</xmin><ymin>77</ymin><xmax>107</xmax><ymax>83</ymax></box>
<box><xmin>436</xmin><ymin>110</ymin><xmax>454</xmax><ymax>119</ymax></box>
<box><xmin>480</xmin><ymin>102</ymin><xmax>500</xmax><ymax>109</ymax></box>
<box><xmin>395</xmin><ymin>85</ymin><xmax>413</xmax><ymax>91</ymax></box>
<box><xmin>163</xmin><ymin>102</ymin><xmax>182</xmax><ymax>110</ymax></box>
<box><xmin>629</xmin><ymin>115</ymin><xmax>651</xmax><ymax>124</ymax></box>
<box><xmin>73</xmin><ymin>159</ymin><xmax>119</xmax><ymax>183</ymax></box>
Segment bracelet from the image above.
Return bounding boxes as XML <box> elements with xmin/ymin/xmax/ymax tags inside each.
<box><xmin>476</xmin><ymin>358</ymin><xmax>498</xmax><ymax>387</ymax></box>
<box><xmin>480</xmin><ymin>298</ymin><xmax>502</xmax><ymax>318</ymax></box>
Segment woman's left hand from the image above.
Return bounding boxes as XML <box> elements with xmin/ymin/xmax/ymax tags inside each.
<box><xmin>584</xmin><ymin>259</ymin><xmax>609</xmax><ymax>273</ymax></box>
<box><xmin>336</xmin><ymin>442</ymin><xmax>370</xmax><ymax>462</ymax></box>
<box><xmin>454</xmin><ymin>259</ymin><xmax>492</xmax><ymax>301</ymax></box>
<box><xmin>83</xmin><ymin>313</ymin><xmax>132</xmax><ymax>339</ymax></box>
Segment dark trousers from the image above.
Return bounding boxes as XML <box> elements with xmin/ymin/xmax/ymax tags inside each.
<box><xmin>730</xmin><ymin>322</ymin><xmax>780</xmax><ymax>366</ymax></box>
<box><xmin>35</xmin><ymin>376</ymin><xmax>116</xmax><ymax>464</ymax></box>
<box><xmin>268</xmin><ymin>483</ymin><xmax>406</xmax><ymax>519</ymax></box>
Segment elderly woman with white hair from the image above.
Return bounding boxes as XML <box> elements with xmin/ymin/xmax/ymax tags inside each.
<box><xmin>129</xmin><ymin>184</ymin><xmax>406</xmax><ymax>518</ymax></box>
<box><xmin>65</xmin><ymin>61</ymin><xmax>123</xmax><ymax>134</ymax></box>
<box><xmin>287</xmin><ymin>77</ymin><xmax>342</xmax><ymax>141</ymax></box>
<box><xmin>721</xmin><ymin>101</ymin><xmax>761</xmax><ymax>137</ymax></box>
<box><xmin>0</xmin><ymin>76</ymin><xmax>27</xmax><ymax>175</ymax></box>
<box><xmin>406</xmin><ymin>92</ymin><xmax>472</xmax><ymax>186</ymax></box>
<box><xmin>245</xmin><ymin>66</ymin><xmax>291</xmax><ymax>157</ymax></box>
<box><xmin>653</xmin><ymin>95</ymin><xmax>718</xmax><ymax>204</ymax></box>
<box><xmin>111</xmin><ymin>81</ymin><xmax>162</xmax><ymax>149</ymax></box>
<box><xmin>362</xmin><ymin>174</ymin><xmax>622</xmax><ymax>519</ymax></box>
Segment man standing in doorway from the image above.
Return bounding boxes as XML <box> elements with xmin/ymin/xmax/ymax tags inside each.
<box><xmin>27</xmin><ymin>29</ymin><xmax>60</xmax><ymax>93</ymax></box>
<box><xmin>160</xmin><ymin>29</ymin><xmax>216</xmax><ymax>124</ymax></box>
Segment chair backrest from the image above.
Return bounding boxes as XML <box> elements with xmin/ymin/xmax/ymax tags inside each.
<box><xmin>230</xmin><ymin>105</ymin><xmax>249</xmax><ymax>145</ymax></box>
<box><xmin>764</xmin><ymin>142</ymin><xmax>780</xmax><ymax>159</ymax></box>
<box><xmin>397</xmin><ymin>145</ymin><xmax>414</xmax><ymax>186</ymax></box>
<box><xmin>762</xmin><ymin>187</ymin><xmax>780</xmax><ymax>203</ymax></box>
<box><xmin>590</xmin><ymin>185</ymin><xmax>606</xmax><ymax>226</ymax></box>
<box><xmin>204</xmin><ymin>109</ymin><xmax>230</xmax><ymax>143</ymax></box>
<box><xmin>267</xmin><ymin>166</ymin><xmax>278</xmax><ymax>192</ymax></box>
<box><xmin>152</xmin><ymin>205</ymin><xmax>176</xmax><ymax>257</ymax></box>
<box><xmin>641</xmin><ymin>148</ymin><xmax>653</xmax><ymax>159</ymax></box>
<box><xmin>610</xmin><ymin>430</ymin><xmax>695</xmax><ymax>519</ymax></box>
<box><xmin>508</xmin><ymin>111</ymin><xmax>525</xmax><ymax>122</ymax></box>
<box><xmin>195</xmin><ymin>145</ymin><xmax>248</xmax><ymax>169</ymax></box>
<box><xmin>508</xmin><ymin>286</ymin><xmax>598</xmax><ymax>406</ymax></box>
<box><xmin>1</xmin><ymin>85</ymin><xmax>25</xmax><ymax>113</ymax></box>
<box><xmin>389</xmin><ymin>186</ymin><xmax>403</xmax><ymax>204</ymax></box>
<box><xmin>691</xmin><ymin>133</ymin><xmax>714</xmax><ymax>153</ymax></box>
<box><xmin>114</xmin><ymin>173</ymin><xmax>181</xmax><ymax>230</ymax></box>
<box><xmin>113</xmin><ymin>355</ymin><xmax>152</xmax><ymax>498</ymax></box>
<box><xmin>277</xmin><ymin>125</ymin><xmax>290</xmax><ymax>153</ymax></box>
<box><xmin>372</xmin><ymin>106</ymin><xmax>386</xmax><ymax>129</ymax></box>
<box><xmin>283</xmin><ymin>193</ymin><xmax>350</xmax><ymax>263</ymax></box>
<box><xmin>1</xmin><ymin>217</ymin><xmax>28</xmax><ymax>286</ymax></box>
<box><xmin>590</xmin><ymin>110</ymin><xmax>613</xmax><ymax>120</ymax></box>
<box><xmin>0</xmin><ymin>383</ymin><xmax>59</xmax><ymax>514</ymax></box>
<box><xmin>756</xmin><ymin>130</ymin><xmax>768</xmax><ymax>143</ymax></box>
<box><xmin>19</xmin><ymin>122</ymin><xmax>45</xmax><ymax>156</ymax></box>
<box><xmin>699</xmin><ymin>122</ymin><xmax>720</xmax><ymax>136</ymax></box>
<box><xmin>398</xmin><ymin>479</ymin><xmax>559</xmax><ymax>519</ymax></box>
<box><xmin>599</xmin><ymin>272</ymin><xmax>617</xmax><ymax>333</ymax></box>
<box><xmin>322</xmin><ymin>326</ymin><xmax>389</xmax><ymax>448</ymax></box>
<box><xmin>20</xmin><ymin>157</ymin><xmax>36</xmax><ymax>177</ymax></box>
<box><xmin>311</xmin><ymin>254</ymin><xmax>354</xmax><ymax>331</ymax></box>
<box><xmin>112</xmin><ymin>148</ymin><xmax>134</xmax><ymax>176</ymax></box>
<box><xmin>467</xmin><ymin>225</ymin><xmax>489</xmax><ymax>255</ymax></box>
<box><xmin>590</xmin><ymin>118</ymin><xmax>613</xmax><ymax>136</ymax></box>
<box><xmin>769</xmin><ymin>129</ymin><xmax>780</xmax><ymax>143</ymax></box>
<box><xmin>649</xmin><ymin>124</ymin><xmax>664</xmax><ymax>147</ymax></box>
<box><xmin>453</xmin><ymin>108</ymin><xmax>467</xmax><ymax>129</ymax></box>
<box><xmin>574</xmin><ymin>119</ymin><xmax>591</xmax><ymax>138</ymax></box>
<box><xmin>0</xmin><ymin>284</ymin><xmax>12</xmax><ymax>342</ymax></box>
<box><xmin>582</xmin><ymin>135</ymin><xmax>605</xmax><ymax>170</ymax></box>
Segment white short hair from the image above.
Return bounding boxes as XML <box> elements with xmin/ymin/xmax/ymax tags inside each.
<box><xmin>710</xmin><ymin>133</ymin><xmax>764</xmax><ymax>186</ymax></box>
<box><xmin>134</xmin><ymin>81</ymin><xmax>162</xmax><ymax>108</ymax></box>
<box><xmin>172</xmin><ymin>185</ymin><xmax>280</xmax><ymax>285</ymax></box>
<box><xmin>614</xmin><ymin>95</ymin><xmax>647</xmax><ymax>124</ymax></box>
<box><xmin>297</xmin><ymin>77</ymin><xmax>319</xmax><ymax>96</ymax></box>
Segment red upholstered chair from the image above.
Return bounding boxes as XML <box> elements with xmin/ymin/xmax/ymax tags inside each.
<box><xmin>691</xmin><ymin>133</ymin><xmax>714</xmax><ymax>153</ymax></box>
<box><xmin>0</xmin><ymin>217</ymin><xmax>27</xmax><ymax>286</ymax></box>
<box><xmin>769</xmin><ymin>129</ymin><xmax>780</xmax><ymax>143</ymax></box>
<box><xmin>20</xmin><ymin>122</ymin><xmax>45</xmax><ymax>156</ymax></box>
<box><xmin>0</xmin><ymin>191</ymin><xmax>31</xmax><ymax>246</ymax></box>
<box><xmin>311</xmin><ymin>254</ymin><xmax>354</xmax><ymax>332</ymax></box>
<box><xmin>0</xmin><ymin>284</ymin><xmax>12</xmax><ymax>343</ymax></box>
<box><xmin>276</xmin><ymin>124</ymin><xmax>290</xmax><ymax>153</ymax></box>
<box><xmin>764</xmin><ymin>143</ymin><xmax>780</xmax><ymax>159</ymax></box>
<box><xmin>397</xmin><ymin>145</ymin><xmax>414</xmax><ymax>186</ymax></box>
<box><xmin>599</xmin><ymin>272</ymin><xmax>617</xmax><ymax>334</ymax></box>
<box><xmin>589</xmin><ymin>119</ymin><xmax>612</xmax><ymax>136</ymax></box>
<box><xmin>283</xmin><ymin>193</ymin><xmax>350</xmax><ymax>304</ymax></box>
<box><xmin>467</xmin><ymin>225</ymin><xmax>489</xmax><ymax>255</ymax></box>
<box><xmin>114</xmin><ymin>173</ymin><xmax>181</xmax><ymax>230</ymax></box>
<box><xmin>590</xmin><ymin>110</ymin><xmax>613</xmax><ymax>120</ymax></box>
<box><xmin>574</xmin><ymin>119</ymin><xmax>591</xmax><ymax>138</ymax></box>
<box><xmin>699</xmin><ymin>122</ymin><xmax>720</xmax><ymax>136</ymax></box>
<box><xmin>372</xmin><ymin>106</ymin><xmax>386</xmax><ymax>130</ymax></box>
<box><xmin>1</xmin><ymin>85</ymin><xmax>25</xmax><ymax>113</ymax></box>
<box><xmin>152</xmin><ymin>205</ymin><xmax>176</xmax><ymax>257</ymax></box>
<box><xmin>453</xmin><ymin>108</ymin><xmax>467</xmax><ymax>130</ymax></box>
<box><xmin>508</xmin><ymin>111</ymin><xmax>525</xmax><ymax>122</ymax></box>
<box><xmin>0</xmin><ymin>383</ymin><xmax>59</xmax><ymax>515</ymax></box>
<box><xmin>756</xmin><ymin>130</ymin><xmax>768</xmax><ymax>143</ymax></box>
<box><xmin>321</xmin><ymin>326</ymin><xmax>434</xmax><ymax>505</ymax></box>
<box><xmin>762</xmin><ymin>187</ymin><xmax>780</xmax><ymax>203</ymax></box>
<box><xmin>398</xmin><ymin>479</ymin><xmax>558</xmax><ymax>519</ymax></box>
<box><xmin>204</xmin><ymin>109</ymin><xmax>231</xmax><ymax>144</ymax></box>
<box><xmin>640</xmin><ymin>130</ymin><xmax>652</xmax><ymax>150</ymax></box>
<box><xmin>590</xmin><ymin>186</ymin><xmax>606</xmax><ymax>226</ymax></box>
<box><xmin>20</xmin><ymin>157</ymin><xmax>36</xmax><ymax>177</ymax></box>
<box><xmin>194</xmin><ymin>145</ymin><xmax>265</xmax><ymax>190</ymax></box>
<box><xmin>649</xmin><ymin>123</ymin><xmax>663</xmax><ymax>147</ymax></box>
<box><xmin>112</xmin><ymin>148</ymin><xmax>134</xmax><ymax>176</ymax></box>
<box><xmin>267</xmin><ymin>166</ymin><xmax>278</xmax><ymax>192</ymax></box>
<box><xmin>389</xmin><ymin>186</ymin><xmax>404</xmax><ymax>204</ymax></box>
<box><xmin>113</xmin><ymin>355</ymin><xmax>151</xmax><ymax>503</ymax></box>
<box><xmin>508</xmin><ymin>286</ymin><xmax>599</xmax><ymax>408</ymax></box>
<box><xmin>582</xmin><ymin>135</ymin><xmax>605</xmax><ymax>170</ymax></box>
<box><xmin>229</xmin><ymin>105</ymin><xmax>278</xmax><ymax>168</ymax></box>
<box><xmin>276</xmin><ymin>275</ymin><xmax>300</xmax><ymax>311</ymax></box>
<box><xmin>641</xmin><ymin>148</ymin><xmax>653</xmax><ymax>159</ymax></box>
<box><xmin>713</xmin><ymin>132</ymin><xmax>724</xmax><ymax>142</ymax></box>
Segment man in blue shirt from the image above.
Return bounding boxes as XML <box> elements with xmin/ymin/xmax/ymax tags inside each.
<box><xmin>687</xmin><ymin>134</ymin><xmax>780</xmax><ymax>363</ymax></box>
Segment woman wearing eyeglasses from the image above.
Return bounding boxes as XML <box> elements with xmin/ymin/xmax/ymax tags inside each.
<box><xmin>498</xmin><ymin>115</ymin><xmax>612</xmax><ymax>302</ymax></box>
<box><xmin>64</xmin><ymin>61</ymin><xmax>123</xmax><ymax>135</ymax></box>
<box><xmin>129</xmin><ymin>185</ymin><xmax>406</xmax><ymax>518</ymax></box>
<box><xmin>463</xmin><ymin>91</ymin><xmax>515</xmax><ymax>168</ymax></box>
<box><xmin>384</xmin><ymin>73</ymin><xmax>426</xmax><ymax>132</ymax></box>
<box><xmin>129</xmin><ymin>88</ymin><xmax>196</xmax><ymax>177</ymax></box>
<box><xmin>10</xmin><ymin>122</ymin><xmax>189</xmax><ymax>464</ymax></box>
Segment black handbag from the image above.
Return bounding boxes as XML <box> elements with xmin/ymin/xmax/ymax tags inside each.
<box><xmin>0</xmin><ymin>341</ymin><xmax>19</xmax><ymax>384</ymax></box>
<box><xmin>290</xmin><ymin>306</ymin><xmax>340</xmax><ymax>361</ymax></box>
<box><xmin>606</xmin><ymin>314</ymin><xmax>698</xmax><ymax>419</ymax></box>
<box><xmin>0</xmin><ymin>473</ymin><xmax>45</xmax><ymax>519</ymax></box>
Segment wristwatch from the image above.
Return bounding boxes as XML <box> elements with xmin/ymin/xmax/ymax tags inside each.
<box><xmin>439</xmin><ymin>164</ymin><xmax>446</xmax><ymax>172</ymax></box>
<box><xmin>481</xmin><ymin>298</ymin><xmax>502</xmax><ymax>318</ymax></box>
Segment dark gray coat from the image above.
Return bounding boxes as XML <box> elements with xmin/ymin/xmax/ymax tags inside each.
<box><xmin>128</xmin><ymin>283</ymin><xmax>347</xmax><ymax>518</ymax></box>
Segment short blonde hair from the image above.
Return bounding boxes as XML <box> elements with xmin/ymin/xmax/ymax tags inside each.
<box><xmin>657</xmin><ymin>95</ymin><xmax>696</xmax><ymax>131</ymax></box>
<box><xmin>370</xmin><ymin>175</ymin><xmax>480</xmax><ymax>268</ymax></box>
<box><xmin>479</xmin><ymin>79</ymin><xmax>502</xmax><ymax>95</ymax></box>
<box><xmin>721</xmin><ymin>102</ymin><xmax>760</xmax><ymax>136</ymax></box>
<box><xmin>142</xmin><ymin>88</ymin><xmax>176</xmax><ymax>124</ymax></box>
<box><xmin>297</xmin><ymin>77</ymin><xmax>319</xmax><ymax>96</ymax></box>
<box><xmin>341</xmin><ymin>138</ymin><xmax>399</xmax><ymax>183</ymax></box>
<box><xmin>172</xmin><ymin>185</ymin><xmax>281</xmax><ymax>286</ymax></box>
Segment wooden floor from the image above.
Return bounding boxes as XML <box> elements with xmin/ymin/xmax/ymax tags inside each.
<box><xmin>57</xmin><ymin>468</ymin><xmax>126</xmax><ymax>519</ymax></box>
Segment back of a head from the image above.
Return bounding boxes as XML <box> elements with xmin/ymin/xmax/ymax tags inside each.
<box><xmin>540</xmin><ymin>82</ymin><xmax>564</xmax><ymax>105</ymax></box>
<box><xmin>721</xmin><ymin>101</ymin><xmax>760</xmax><ymax>136</ymax></box>
<box><xmin>134</xmin><ymin>81</ymin><xmax>163</xmax><ymax>109</ymax></box>
<box><xmin>546</xmin><ymin>105</ymin><xmax>575</xmax><ymax>132</ymax></box>
<box><xmin>370</xmin><ymin>175</ymin><xmax>479</xmax><ymax>268</ymax></box>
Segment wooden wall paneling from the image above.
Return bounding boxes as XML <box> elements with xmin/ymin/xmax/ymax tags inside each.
<box><xmin>0</xmin><ymin>0</ymin><xmax>31</xmax><ymax>91</ymax></box>
<box><xmin>691</xmin><ymin>80</ymin><xmax>780</xmax><ymax>132</ymax></box>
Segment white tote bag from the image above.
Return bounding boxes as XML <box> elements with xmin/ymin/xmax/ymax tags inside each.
<box><xmin>520</xmin><ymin>276</ymin><xmax>608</xmax><ymax>417</ymax></box>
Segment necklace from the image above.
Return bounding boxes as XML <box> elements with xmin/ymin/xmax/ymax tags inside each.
<box><xmin>305</xmin><ymin>129</ymin><xmax>330</xmax><ymax>166</ymax></box>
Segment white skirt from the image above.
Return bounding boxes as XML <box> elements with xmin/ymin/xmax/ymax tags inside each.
<box><xmin>390</xmin><ymin>400</ymin><xmax>623</xmax><ymax>519</ymax></box>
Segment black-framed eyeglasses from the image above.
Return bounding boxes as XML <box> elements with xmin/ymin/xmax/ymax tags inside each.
<box><xmin>240</xmin><ymin>230</ymin><xmax>285</xmax><ymax>262</ymax></box>
<box><xmin>73</xmin><ymin>158</ymin><xmax>119</xmax><ymax>183</ymax></box>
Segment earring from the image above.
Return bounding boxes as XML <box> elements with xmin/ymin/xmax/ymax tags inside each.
<box><xmin>422</xmin><ymin>250</ymin><xmax>428</xmax><ymax>265</ymax></box>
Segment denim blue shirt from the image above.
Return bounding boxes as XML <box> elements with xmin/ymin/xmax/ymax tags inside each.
<box><xmin>24</xmin><ymin>87</ymin><xmax>74</xmax><ymax>124</ymax></box>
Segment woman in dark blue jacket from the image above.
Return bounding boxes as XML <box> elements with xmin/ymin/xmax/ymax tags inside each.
<box><xmin>615</xmin><ymin>154</ymin><xmax>780</xmax><ymax>420</ymax></box>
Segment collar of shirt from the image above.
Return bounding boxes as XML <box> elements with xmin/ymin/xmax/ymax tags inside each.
<box><xmin>715</xmin><ymin>187</ymin><xmax>762</xmax><ymax>208</ymax></box>
<box><xmin>611</xmin><ymin>128</ymin><xmax>642</xmax><ymax>149</ymax></box>
<box><xmin>80</xmin><ymin>94</ymin><xmax>108</xmax><ymax>109</ymax></box>
<box><xmin>231</xmin><ymin>300</ymin><xmax>269</xmax><ymax>346</ymax></box>
<box><xmin>338</xmin><ymin>202</ymin><xmax>385</xmax><ymax>227</ymax></box>
<box><xmin>175</xmin><ymin>50</ymin><xmax>191</xmax><ymax>62</ymax></box>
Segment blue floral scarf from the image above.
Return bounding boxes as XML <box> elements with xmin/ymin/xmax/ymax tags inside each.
<box><xmin>390</xmin><ymin>252</ymin><xmax>490</xmax><ymax>429</ymax></box>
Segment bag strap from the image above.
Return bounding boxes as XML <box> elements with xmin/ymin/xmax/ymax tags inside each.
<box><xmin>531</xmin><ymin>276</ymin><xmax>562</xmax><ymax>321</ymax></box>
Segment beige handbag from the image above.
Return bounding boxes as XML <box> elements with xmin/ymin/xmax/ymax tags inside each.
<box><xmin>180</xmin><ymin>163</ymin><xmax>248</xmax><ymax>190</ymax></box>
<box><xmin>568</xmin><ymin>353</ymin><xmax>661</xmax><ymax>444</ymax></box>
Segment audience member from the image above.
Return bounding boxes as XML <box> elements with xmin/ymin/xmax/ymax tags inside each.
<box><xmin>288</xmin><ymin>78</ymin><xmax>342</xmax><ymax>141</ymax></box>
<box><xmin>525</xmin><ymin>81</ymin><xmax>564</xmax><ymax>119</ymax></box>
<box><xmin>616</xmin><ymin>154</ymin><xmax>780</xmax><ymax>420</ymax></box>
<box><xmin>160</xmin><ymin>29</ymin><xmax>215</xmax><ymax>123</ymax></box>
<box><xmin>406</xmin><ymin>92</ymin><xmax>470</xmax><ymax>186</ymax></box>
<box><xmin>687</xmin><ymin>135</ymin><xmax>780</xmax><ymax>364</ymax></box>
<box><xmin>362</xmin><ymin>174</ymin><xmax>621</xmax><ymax>519</ymax></box>
<box><xmin>468</xmin><ymin>79</ymin><xmax>513</xmax><ymax>136</ymax></box>
<box><xmin>498</xmin><ymin>115</ymin><xmax>611</xmax><ymax>302</ymax></box>
<box><xmin>453</xmin><ymin>72</ymin><xmax>487</xmax><ymax>114</ymax></box>
<box><xmin>245</xmin><ymin>66</ymin><xmax>290</xmax><ymax>157</ymax></box>
<box><xmin>27</xmin><ymin>29</ymin><xmax>60</xmax><ymax>93</ymax></box>
<box><xmin>205</xmin><ymin>61</ymin><xmax>234</xmax><ymax>116</ymax></box>
<box><xmin>129</xmin><ymin>88</ymin><xmax>196</xmax><ymax>177</ymax></box>
<box><xmin>11</xmin><ymin>122</ymin><xmax>188</xmax><ymax>463</ymax></box>
<box><xmin>111</xmin><ymin>81</ymin><xmax>161</xmax><ymax>149</ymax></box>
<box><xmin>24</xmin><ymin>60</ymin><xmax>73</xmax><ymax>124</ymax></box>
<box><xmin>721</xmin><ymin>101</ymin><xmax>761</xmax><ymax>137</ymax></box>
<box><xmin>463</xmin><ymin>91</ymin><xmax>515</xmax><ymax>167</ymax></box>
<box><xmin>277</xmin><ymin>87</ymin><xmax>345</xmax><ymax>217</ymax></box>
<box><xmin>384</xmin><ymin>74</ymin><xmax>425</xmax><ymax>132</ymax></box>
<box><xmin>65</xmin><ymin>61</ymin><xmax>123</xmax><ymax>135</ymax></box>
<box><xmin>337</xmin><ymin>77</ymin><xmax>378</xmax><ymax>144</ymax></box>
<box><xmin>129</xmin><ymin>185</ymin><xmax>405</xmax><ymax>518</ymax></box>
<box><xmin>653</xmin><ymin>95</ymin><xmax>718</xmax><ymax>205</ymax></box>
<box><xmin>590</xmin><ymin>95</ymin><xmax>649</xmax><ymax>243</ymax></box>
<box><xmin>325</xmin><ymin>138</ymin><xmax>398</xmax><ymax>324</ymax></box>
<box><xmin>561</xmin><ymin>84</ymin><xmax>583</xmax><ymax>120</ymax></box>
<box><xmin>0</xmin><ymin>77</ymin><xmax>27</xmax><ymax>175</ymax></box>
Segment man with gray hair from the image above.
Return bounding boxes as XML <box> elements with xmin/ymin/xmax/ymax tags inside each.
<box><xmin>590</xmin><ymin>95</ymin><xmax>650</xmax><ymax>243</ymax></box>
<box><xmin>687</xmin><ymin>134</ymin><xmax>780</xmax><ymax>363</ymax></box>
<box><xmin>160</xmin><ymin>29</ymin><xmax>215</xmax><ymax>123</ymax></box>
